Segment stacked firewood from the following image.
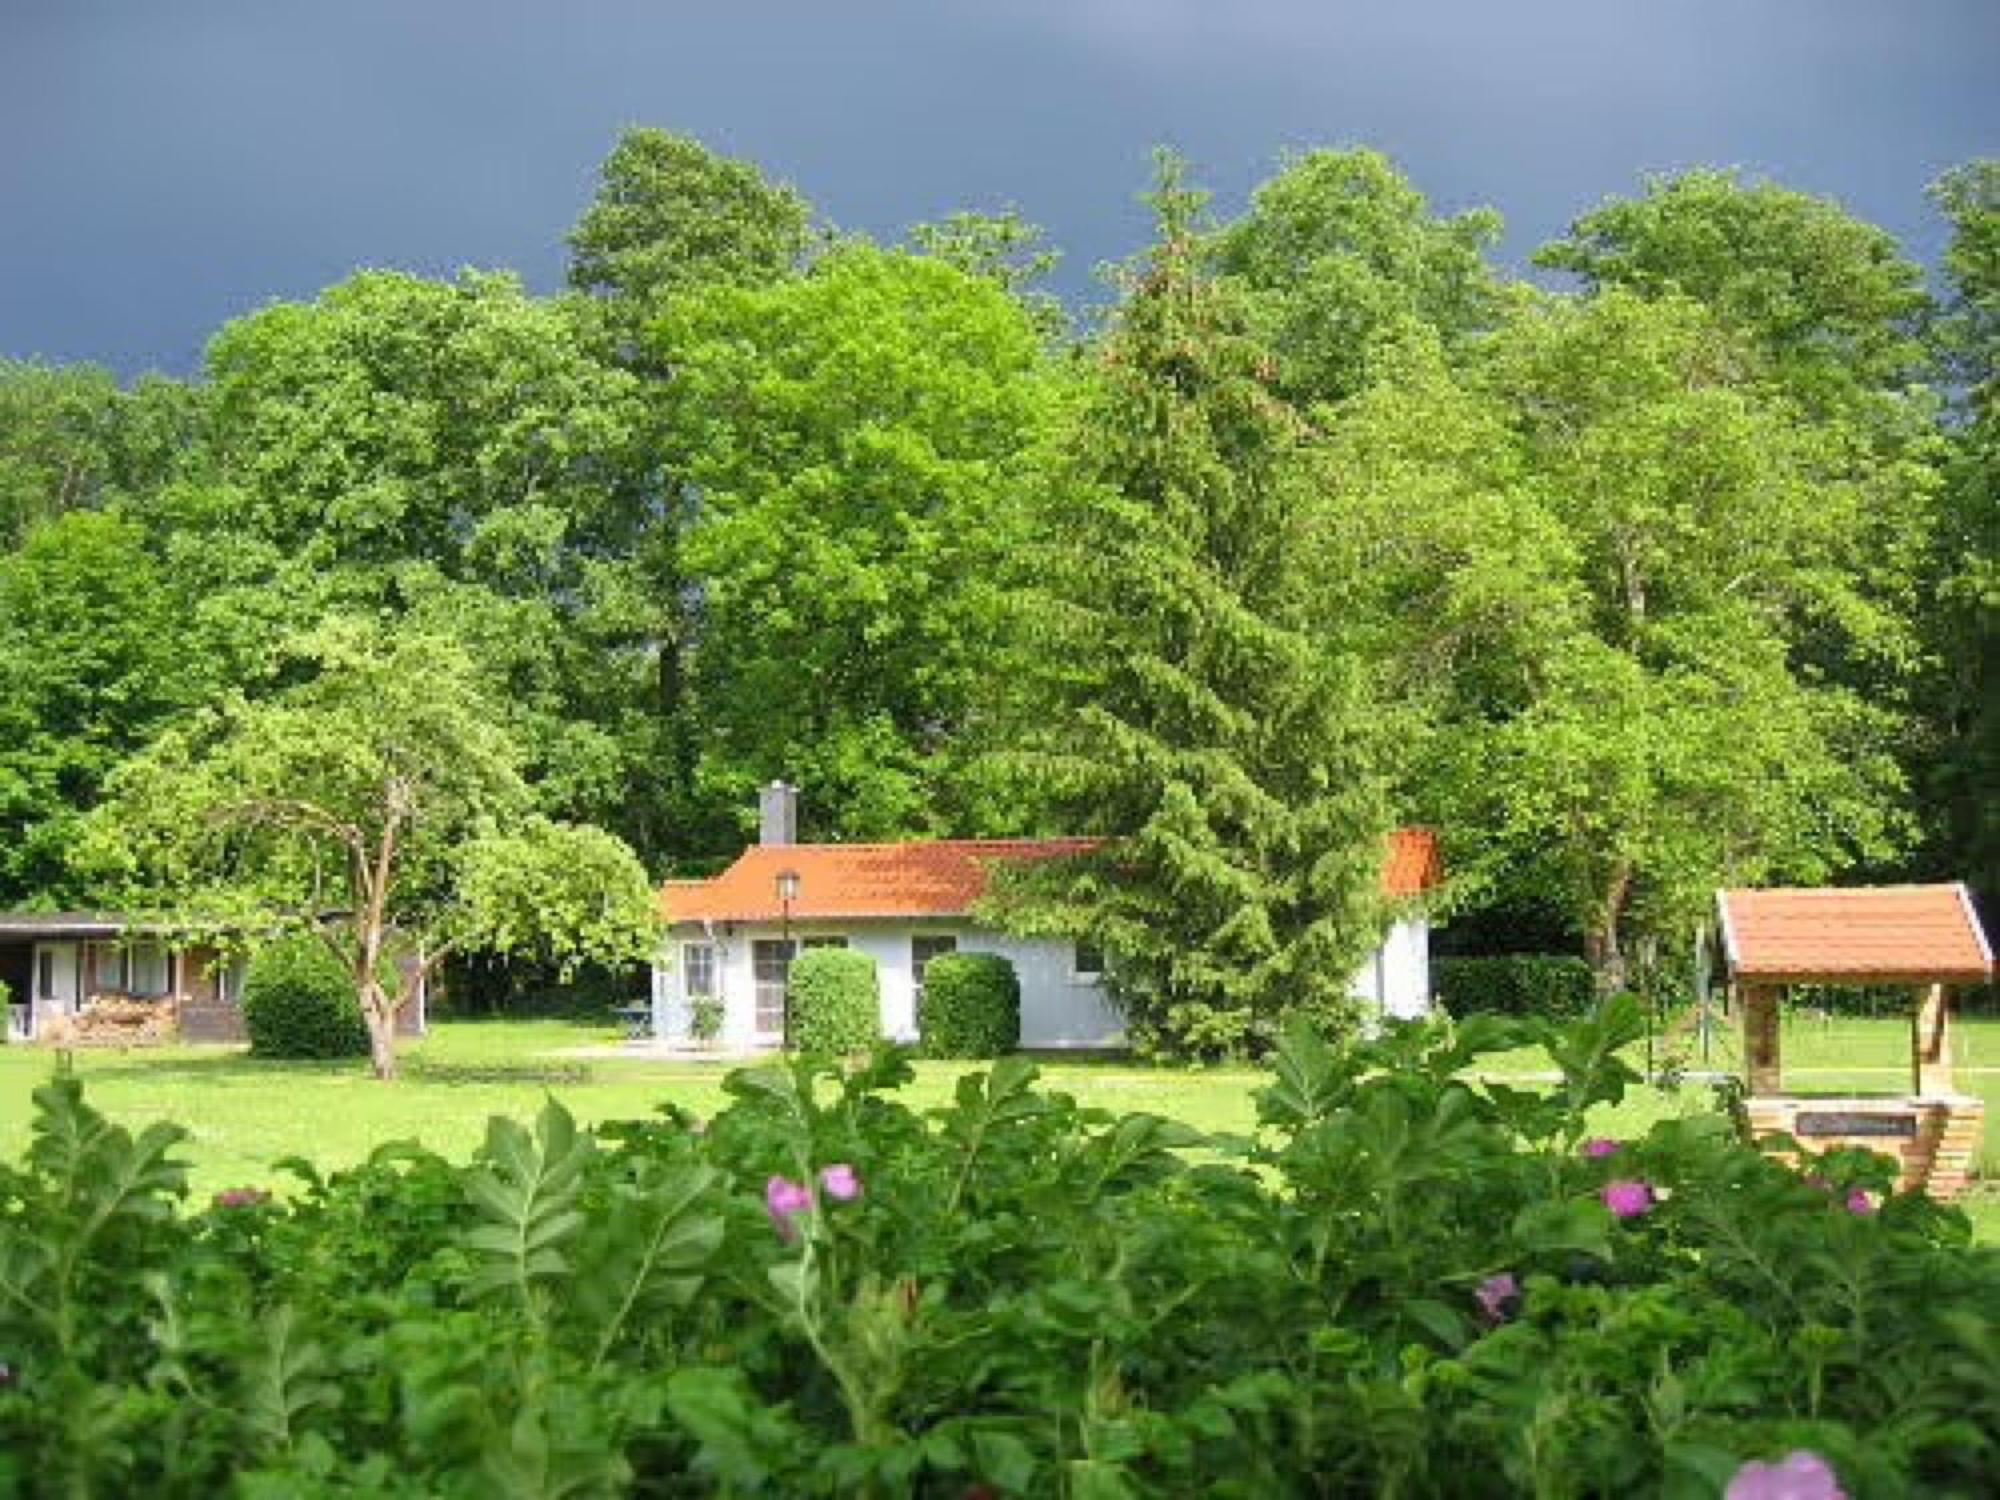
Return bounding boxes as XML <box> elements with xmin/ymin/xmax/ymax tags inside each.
<box><xmin>37</xmin><ymin>995</ymin><xmax>181</xmax><ymax>1047</ymax></box>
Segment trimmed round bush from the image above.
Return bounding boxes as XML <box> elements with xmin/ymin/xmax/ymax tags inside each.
<box><xmin>919</xmin><ymin>952</ymin><xmax>1020</xmax><ymax>1058</ymax></box>
<box><xmin>786</xmin><ymin>947</ymin><xmax>880</xmax><ymax>1054</ymax></box>
<box><xmin>1434</xmin><ymin>954</ymin><xmax>1594</xmax><ymax>1020</ymax></box>
<box><xmin>242</xmin><ymin>939</ymin><xmax>371</xmax><ymax>1059</ymax></box>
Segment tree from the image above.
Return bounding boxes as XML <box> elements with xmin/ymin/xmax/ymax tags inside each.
<box><xmin>82</xmin><ymin>620</ymin><xmax>660</xmax><ymax>1079</ymax></box>
<box><xmin>1431</xmin><ymin>290</ymin><xmax>1911</xmax><ymax>985</ymax></box>
<box><xmin>158</xmin><ymin>270</ymin><xmax>681</xmax><ymax>857</ymax></box>
<box><xmin>0</xmin><ymin>512</ymin><xmax>211</xmax><ymax>906</ymax></box>
<box><xmin>1212</xmin><ymin>148</ymin><xmax>1505</xmax><ymax>405</ymax></box>
<box><xmin>909</xmin><ymin>208</ymin><xmax>1069</xmax><ymax>340</ymax></box>
<box><xmin>567</xmin><ymin>127</ymin><xmax>812</xmax><ymax>315</ymax></box>
<box><xmin>1537</xmin><ymin>168</ymin><xmax>1931</xmax><ymax>414</ymax></box>
<box><xmin>564</xmin><ymin>130</ymin><xmax>820</xmax><ymax>858</ymax></box>
<box><xmin>1916</xmin><ymin>161</ymin><xmax>2000</xmax><ymax>900</ymax></box>
<box><xmin>0</xmin><ymin>363</ymin><xmax>197</xmax><ymax>548</ymax></box>
<box><xmin>654</xmin><ymin>244</ymin><xmax>1056</xmax><ymax>841</ymax></box>
<box><xmin>992</xmin><ymin>158</ymin><xmax>1390</xmax><ymax>1059</ymax></box>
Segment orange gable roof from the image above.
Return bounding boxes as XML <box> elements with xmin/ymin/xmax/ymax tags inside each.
<box><xmin>1717</xmin><ymin>884</ymin><xmax>1993</xmax><ymax>986</ymax></box>
<box><xmin>661</xmin><ymin>829</ymin><xmax>1443</xmax><ymax>925</ymax></box>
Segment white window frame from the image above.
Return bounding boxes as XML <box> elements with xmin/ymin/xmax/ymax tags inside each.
<box><xmin>682</xmin><ymin>942</ymin><xmax>716</xmax><ymax>999</ymax></box>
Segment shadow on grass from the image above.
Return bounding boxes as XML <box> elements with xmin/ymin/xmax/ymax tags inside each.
<box><xmin>50</xmin><ymin>1050</ymin><xmax>594</xmax><ymax>1089</ymax></box>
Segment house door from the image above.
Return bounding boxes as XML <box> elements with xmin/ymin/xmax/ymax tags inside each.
<box><xmin>752</xmin><ymin>939</ymin><xmax>795</xmax><ymax>1042</ymax></box>
<box><xmin>32</xmin><ymin>942</ymin><xmax>80</xmax><ymax>1033</ymax></box>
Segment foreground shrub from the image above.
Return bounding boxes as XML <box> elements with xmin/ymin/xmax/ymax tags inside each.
<box><xmin>918</xmin><ymin>952</ymin><xmax>1019</xmax><ymax>1057</ymax></box>
<box><xmin>0</xmin><ymin>999</ymin><xmax>1994</xmax><ymax>1496</ymax></box>
<box><xmin>786</xmin><ymin>946</ymin><xmax>879</xmax><ymax>1053</ymax></box>
<box><xmin>1436</xmin><ymin>953</ymin><xmax>1595</xmax><ymax>1019</ymax></box>
<box><xmin>241</xmin><ymin>938</ymin><xmax>369</xmax><ymax>1058</ymax></box>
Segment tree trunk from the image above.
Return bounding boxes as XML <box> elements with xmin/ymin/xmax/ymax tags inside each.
<box><xmin>1583</xmin><ymin>863</ymin><xmax>1633</xmax><ymax>997</ymax></box>
<box><xmin>361</xmin><ymin>978</ymin><xmax>399</xmax><ymax>1081</ymax></box>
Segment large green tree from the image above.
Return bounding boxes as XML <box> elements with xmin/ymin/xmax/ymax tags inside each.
<box><xmin>1917</xmin><ymin>161</ymin><xmax>2000</xmax><ymax>900</ymax></box>
<box><xmin>159</xmin><ymin>270</ymin><xmax>678</xmax><ymax>854</ymax></box>
<box><xmin>993</xmin><ymin>161</ymin><xmax>1390</xmax><ymax>1059</ymax></box>
<box><xmin>83</xmin><ymin>621</ymin><xmax>660</xmax><ymax>1079</ymax></box>
<box><xmin>1212</xmin><ymin>148</ymin><xmax>1505</xmax><ymax>406</ymax></box>
<box><xmin>1422</xmin><ymin>291</ymin><xmax>1911</xmax><ymax>984</ymax></box>
<box><xmin>0</xmin><ymin>512</ymin><xmax>211</xmax><ymax>906</ymax></box>
<box><xmin>0</xmin><ymin>362</ymin><xmax>198</xmax><ymax>547</ymax></box>
<box><xmin>1538</xmin><ymin>168</ymin><xmax>1931</xmax><ymax>413</ymax></box>
<box><xmin>567</xmin><ymin>127</ymin><xmax>813</xmax><ymax>315</ymax></box>
<box><xmin>655</xmin><ymin>244</ymin><xmax>1056</xmax><ymax>841</ymax></box>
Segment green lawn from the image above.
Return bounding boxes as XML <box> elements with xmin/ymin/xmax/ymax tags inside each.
<box><xmin>4</xmin><ymin>1014</ymin><xmax>1994</xmax><ymax>1238</ymax></box>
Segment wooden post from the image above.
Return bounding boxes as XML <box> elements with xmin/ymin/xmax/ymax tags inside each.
<box><xmin>1742</xmin><ymin>984</ymin><xmax>1782</xmax><ymax>1095</ymax></box>
<box><xmin>1912</xmin><ymin>982</ymin><xmax>1953</xmax><ymax>1097</ymax></box>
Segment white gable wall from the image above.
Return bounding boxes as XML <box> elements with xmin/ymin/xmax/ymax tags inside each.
<box><xmin>654</xmin><ymin>916</ymin><xmax>1430</xmax><ymax>1049</ymax></box>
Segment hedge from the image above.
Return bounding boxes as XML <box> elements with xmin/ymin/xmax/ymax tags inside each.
<box><xmin>1434</xmin><ymin>954</ymin><xmax>1595</xmax><ymax>1020</ymax></box>
<box><xmin>919</xmin><ymin>952</ymin><xmax>1020</xmax><ymax>1058</ymax></box>
<box><xmin>786</xmin><ymin>947</ymin><xmax>880</xmax><ymax>1054</ymax></box>
<box><xmin>241</xmin><ymin>938</ymin><xmax>371</xmax><ymax>1059</ymax></box>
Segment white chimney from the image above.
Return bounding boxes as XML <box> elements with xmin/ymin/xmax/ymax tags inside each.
<box><xmin>759</xmin><ymin>780</ymin><xmax>798</xmax><ymax>846</ymax></box>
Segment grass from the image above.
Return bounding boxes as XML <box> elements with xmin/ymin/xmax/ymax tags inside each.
<box><xmin>3</xmin><ymin>1014</ymin><xmax>1994</xmax><ymax>1239</ymax></box>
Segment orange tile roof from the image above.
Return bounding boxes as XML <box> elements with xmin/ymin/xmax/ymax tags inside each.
<box><xmin>661</xmin><ymin>829</ymin><xmax>1443</xmax><ymax>925</ymax></box>
<box><xmin>1717</xmin><ymin>884</ymin><xmax>1993</xmax><ymax>985</ymax></box>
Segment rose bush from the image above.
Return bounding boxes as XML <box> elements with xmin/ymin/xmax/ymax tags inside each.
<box><xmin>0</xmin><ymin>997</ymin><xmax>1994</xmax><ymax>1495</ymax></box>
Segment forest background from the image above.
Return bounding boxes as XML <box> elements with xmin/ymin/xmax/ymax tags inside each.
<box><xmin>1</xmin><ymin>132</ymin><xmax>1992</xmax><ymax>1047</ymax></box>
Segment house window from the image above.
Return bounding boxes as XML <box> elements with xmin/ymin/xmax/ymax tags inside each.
<box><xmin>90</xmin><ymin>943</ymin><xmax>126</xmax><ymax>994</ymax></box>
<box><xmin>216</xmin><ymin>957</ymin><xmax>248</xmax><ymax>1006</ymax></box>
<box><xmin>129</xmin><ymin>942</ymin><xmax>170</xmax><ymax>998</ymax></box>
<box><xmin>683</xmin><ymin>943</ymin><xmax>716</xmax><ymax>999</ymax></box>
<box><xmin>1072</xmin><ymin>941</ymin><xmax>1105</xmax><ymax>981</ymax></box>
<box><xmin>36</xmin><ymin>950</ymin><xmax>53</xmax><ymax>1001</ymax></box>
<box><xmin>801</xmin><ymin>936</ymin><xmax>847</xmax><ymax>951</ymax></box>
<box><xmin>752</xmin><ymin>939</ymin><xmax>794</xmax><ymax>1037</ymax></box>
<box><xmin>911</xmin><ymin>935</ymin><xmax>957</xmax><ymax>1026</ymax></box>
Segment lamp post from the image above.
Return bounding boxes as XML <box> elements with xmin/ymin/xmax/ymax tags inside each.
<box><xmin>776</xmin><ymin>869</ymin><xmax>800</xmax><ymax>1048</ymax></box>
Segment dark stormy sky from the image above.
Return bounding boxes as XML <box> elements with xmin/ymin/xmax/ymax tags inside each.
<box><xmin>5</xmin><ymin>0</ymin><xmax>1997</xmax><ymax>379</ymax></box>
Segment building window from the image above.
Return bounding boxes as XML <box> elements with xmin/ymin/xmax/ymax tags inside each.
<box><xmin>90</xmin><ymin>942</ymin><xmax>126</xmax><ymax>994</ymax></box>
<box><xmin>1072</xmin><ymin>941</ymin><xmax>1105</xmax><ymax>981</ymax></box>
<box><xmin>752</xmin><ymin>939</ymin><xmax>794</xmax><ymax>1037</ymax></box>
<box><xmin>683</xmin><ymin>942</ymin><xmax>716</xmax><ymax>999</ymax></box>
<box><xmin>216</xmin><ymin>957</ymin><xmax>248</xmax><ymax>1006</ymax></box>
<box><xmin>129</xmin><ymin>942</ymin><xmax>170</xmax><ymax>998</ymax></box>
<box><xmin>911</xmin><ymin>935</ymin><xmax>957</xmax><ymax>1026</ymax></box>
<box><xmin>801</xmin><ymin>935</ymin><xmax>847</xmax><ymax>951</ymax></box>
<box><xmin>36</xmin><ymin>950</ymin><xmax>53</xmax><ymax>1001</ymax></box>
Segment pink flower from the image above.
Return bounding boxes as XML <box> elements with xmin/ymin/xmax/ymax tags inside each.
<box><xmin>818</xmin><ymin>1163</ymin><xmax>863</xmax><ymax>1202</ymax></box>
<box><xmin>765</xmin><ymin>1176</ymin><xmax>813</xmax><ymax>1241</ymax></box>
<box><xmin>1845</xmin><ymin>1188</ymin><xmax>1876</xmax><ymax>1216</ymax></box>
<box><xmin>1473</xmin><ymin>1272</ymin><xmax>1520</xmax><ymax>1324</ymax></box>
<box><xmin>1601</xmin><ymin>1180</ymin><xmax>1654</xmax><ymax>1220</ymax></box>
<box><xmin>1580</xmin><ymin>1137</ymin><xmax>1621</xmax><ymax>1159</ymax></box>
<box><xmin>1724</xmin><ymin>1449</ymin><xmax>1847</xmax><ymax>1500</ymax></box>
<box><xmin>212</xmin><ymin>1187</ymin><xmax>271</xmax><ymax>1210</ymax></box>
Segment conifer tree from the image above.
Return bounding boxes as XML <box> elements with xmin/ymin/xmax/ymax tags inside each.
<box><xmin>995</xmin><ymin>157</ymin><xmax>1391</xmax><ymax>1060</ymax></box>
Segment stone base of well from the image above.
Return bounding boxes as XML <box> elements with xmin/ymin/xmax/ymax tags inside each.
<box><xmin>1745</xmin><ymin>1093</ymin><xmax>1985</xmax><ymax>1201</ymax></box>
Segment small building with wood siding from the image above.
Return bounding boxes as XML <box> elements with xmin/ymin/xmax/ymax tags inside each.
<box><xmin>1</xmin><ymin>914</ymin><xmax>428</xmax><ymax>1046</ymax></box>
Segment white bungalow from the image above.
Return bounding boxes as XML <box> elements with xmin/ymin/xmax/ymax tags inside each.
<box><xmin>651</xmin><ymin>784</ymin><xmax>1443</xmax><ymax>1051</ymax></box>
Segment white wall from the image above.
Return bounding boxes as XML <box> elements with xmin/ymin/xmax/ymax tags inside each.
<box><xmin>1344</xmin><ymin>917</ymin><xmax>1433</xmax><ymax>1022</ymax></box>
<box><xmin>655</xmin><ymin>921</ymin><xmax>1126</xmax><ymax>1048</ymax></box>
<box><xmin>654</xmin><ymin>916</ymin><xmax>1429</xmax><ymax>1047</ymax></box>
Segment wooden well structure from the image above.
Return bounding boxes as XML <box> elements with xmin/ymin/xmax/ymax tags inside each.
<box><xmin>1716</xmin><ymin>883</ymin><xmax>1991</xmax><ymax>1200</ymax></box>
